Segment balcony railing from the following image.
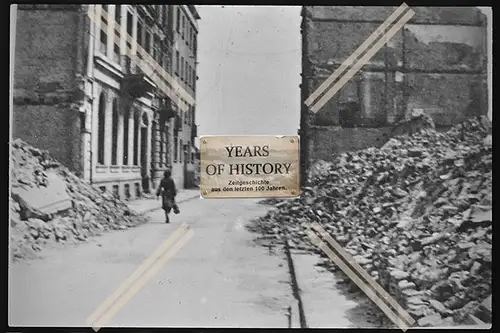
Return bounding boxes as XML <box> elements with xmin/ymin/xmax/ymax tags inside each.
<box><xmin>158</xmin><ymin>101</ymin><xmax>176</xmax><ymax>121</ymax></box>
<box><xmin>121</xmin><ymin>73</ymin><xmax>155</xmax><ymax>100</ymax></box>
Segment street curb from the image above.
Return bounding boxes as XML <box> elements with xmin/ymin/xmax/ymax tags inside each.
<box><xmin>283</xmin><ymin>234</ymin><xmax>308</xmax><ymax>329</ymax></box>
<box><xmin>134</xmin><ymin>194</ymin><xmax>200</xmax><ymax>215</ymax></box>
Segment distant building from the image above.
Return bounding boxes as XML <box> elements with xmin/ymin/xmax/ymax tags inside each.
<box><xmin>13</xmin><ymin>5</ymin><xmax>200</xmax><ymax>199</ymax></box>
<box><xmin>300</xmin><ymin>6</ymin><xmax>488</xmax><ymax>183</ymax></box>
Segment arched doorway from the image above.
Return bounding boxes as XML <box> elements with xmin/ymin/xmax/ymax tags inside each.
<box><xmin>141</xmin><ymin>112</ymin><xmax>150</xmax><ymax>192</ymax></box>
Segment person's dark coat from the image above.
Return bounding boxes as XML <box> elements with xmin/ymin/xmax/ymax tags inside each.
<box><xmin>156</xmin><ymin>177</ymin><xmax>177</xmax><ymax>212</ymax></box>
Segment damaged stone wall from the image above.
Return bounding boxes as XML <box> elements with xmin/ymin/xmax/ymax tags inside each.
<box><xmin>300</xmin><ymin>6</ymin><xmax>488</xmax><ymax>182</ymax></box>
<box><xmin>13</xmin><ymin>5</ymin><xmax>89</xmax><ymax>176</ymax></box>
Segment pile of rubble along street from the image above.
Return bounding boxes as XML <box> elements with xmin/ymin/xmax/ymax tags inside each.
<box><xmin>10</xmin><ymin>139</ymin><xmax>149</xmax><ymax>261</ymax></box>
<box><xmin>256</xmin><ymin>116</ymin><xmax>492</xmax><ymax>327</ymax></box>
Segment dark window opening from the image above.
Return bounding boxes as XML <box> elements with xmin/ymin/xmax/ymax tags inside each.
<box><xmin>181</xmin><ymin>15</ymin><xmax>185</xmax><ymax>40</ymax></box>
<box><xmin>97</xmin><ymin>93</ymin><xmax>106</xmax><ymax>165</ymax></box>
<box><xmin>111</xmin><ymin>100</ymin><xmax>119</xmax><ymax>165</ymax></box>
<box><xmin>134</xmin><ymin>112</ymin><xmax>140</xmax><ymax>165</ymax></box>
<box><xmin>123</xmin><ymin>108</ymin><xmax>130</xmax><ymax>165</ymax></box>
<box><xmin>175</xmin><ymin>51</ymin><xmax>180</xmax><ymax>75</ymax></box>
<box><xmin>112</xmin><ymin>185</ymin><xmax>120</xmax><ymax>199</ymax></box>
<box><xmin>179</xmin><ymin>139</ymin><xmax>183</xmax><ymax>163</ymax></box>
<box><xmin>115</xmin><ymin>5</ymin><xmax>121</xmax><ymax>25</ymax></box>
<box><xmin>127</xmin><ymin>12</ymin><xmax>133</xmax><ymax>35</ymax></box>
<box><xmin>145</xmin><ymin>31</ymin><xmax>152</xmax><ymax>54</ymax></box>
<box><xmin>180</xmin><ymin>57</ymin><xmax>184</xmax><ymax>81</ymax></box>
<box><xmin>176</xmin><ymin>7</ymin><xmax>181</xmax><ymax>32</ymax></box>
<box><xmin>124</xmin><ymin>184</ymin><xmax>131</xmax><ymax>199</ymax></box>
<box><xmin>100</xmin><ymin>30</ymin><xmax>107</xmax><ymax>54</ymax></box>
<box><xmin>137</xmin><ymin>22</ymin><xmax>143</xmax><ymax>47</ymax></box>
<box><xmin>174</xmin><ymin>133</ymin><xmax>178</xmax><ymax>163</ymax></box>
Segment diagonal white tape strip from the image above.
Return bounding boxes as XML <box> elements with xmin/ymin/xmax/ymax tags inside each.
<box><xmin>304</xmin><ymin>3</ymin><xmax>410</xmax><ymax>107</ymax></box>
<box><xmin>310</xmin><ymin>9</ymin><xmax>415</xmax><ymax>114</ymax></box>
<box><xmin>311</xmin><ymin>223</ymin><xmax>416</xmax><ymax>327</ymax></box>
<box><xmin>307</xmin><ymin>229</ymin><xmax>411</xmax><ymax>331</ymax></box>
<box><xmin>86</xmin><ymin>223</ymin><xmax>189</xmax><ymax>326</ymax></box>
<box><xmin>91</xmin><ymin>229</ymin><xmax>194</xmax><ymax>331</ymax></box>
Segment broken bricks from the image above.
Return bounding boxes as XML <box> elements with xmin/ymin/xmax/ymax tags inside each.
<box><xmin>253</xmin><ymin>116</ymin><xmax>492</xmax><ymax>327</ymax></box>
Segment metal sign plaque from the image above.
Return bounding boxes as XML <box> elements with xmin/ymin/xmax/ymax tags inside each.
<box><xmin>200</xmin><ymin>135</ymin><xmax>300</xmax><ymax>198</ymax></box>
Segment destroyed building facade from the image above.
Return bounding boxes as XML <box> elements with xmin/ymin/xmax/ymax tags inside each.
<box><xmin>299</xmin><ymin>6</ymin><xmax>488</xmax><ymax>183</ymax></box>
<box><xmin>12</xmin><ymin>5</ymin><xmax>200</xmax><ymax>199</ymax></box>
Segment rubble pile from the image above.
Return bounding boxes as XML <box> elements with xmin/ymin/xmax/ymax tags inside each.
<box><xmin>10</xmin><ymin>139</ymin><xmax>149</xmax><ymax>261</ymax></box>
<box><xmin>256</xmin><ymin>116</ymin><xmax>492</xmax><ymax>327</ymax></box>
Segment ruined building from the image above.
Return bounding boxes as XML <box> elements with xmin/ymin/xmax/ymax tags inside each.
<box><xmin>300</xmin><ymin>6</ymin><xmax>488</xmax><ymax>182</ymax></box>
<box><xmin>13</xmin><ymin>5</ymin><xmax>200</xmax><ymax>199</ymax></box>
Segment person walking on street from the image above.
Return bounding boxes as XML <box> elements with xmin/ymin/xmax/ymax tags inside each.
<box><xmin>156</xmin><ymin>169</ymin><xmax>180</xmax><ymax>223</ymax></box>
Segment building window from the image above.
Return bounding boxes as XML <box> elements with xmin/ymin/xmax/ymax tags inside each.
<box><xmin>153</xmin><ymin>35</ymin><xmax>161</xmax><ymax>62</ymax></box>
<box><xmin>191</xmin><ymin>29</ymin><xmax>194</xmax><ymax>50</ymax></box>
<box><xmin>180</xmin><ymin>139</ymin><xmax>183</xmax><ymax>163</ymax></box>
<box><xmin>137</xmin><ymin>22</ymin><xmax>143</xmax><ymax>48</ymax></box>
<box><xmin>111</xmin><ymin>100</ymin><xmax>119</xmax><ymax>165</ymax></box>
<box><xmin>100</xmin><ymin>29</ymin><xmax>107</xmax><ymax>55</ymax></box>
<box><xmin>186</xmin><ymin>24</ymin><xmax>190</xmax><ymax>45</ymax></box>
<box><xmin>123</xmin><ymin>107</ymin><xmax>130</xmax><ymax>165</ymax></box>
<box><xmin>163</xmin><ymin>55</ymin><xmax>169</xmax><ymax>71</ymax></box>
<box><xmin>164</xmin><ymin>5</ymin><xmax>169</xmax><ymax>28</ymax></box>
<box><xmin>181</xmin><ymin>15</ymin><xmax>185</xmax><ymax>39</ymax></box>
<box><xmin>189</xmin><ymin>65</ymin><xmax>192</xmax><ymax>87</ymax></box>
<box><xmin>176</xmin><ymin>7</ymin><xmax>181</xmax><ymax>32</ymax></box>
<box><xmin>127</xmin><ymin>12</ymin><xmax>133</xmax><ymax>35</ymax></box>
<box><xmin>175</xmin><ymin>51</ymin><xmax>180</xmax><ymax>75</ymax></box>
<box><xmin>180</xmin><ymin>57</ymin><xmax>184</xmax><ymax>81</ymax></box>
<box><xmin>145</xmin><ymin>31</ymin><xmax>152</xmax><ymax>54</ymax></box>
<box><xmin>174</xmin><ymin>133</ymin><xmax>178</xmax><ymax>163</ymax></box>
<box><xmin>114</xmin><ymin>41</ymin><xmax>120</xmax><ymax>63</ymax></box>
<box><xmin>115</xmin><ymin>5</ymin><xmax>121</xmax><ymax>25</ymax></box>
<box><xmin>134</xmin><ymin>112</ymin><xmax>140</xmax><ymax>165</ymax></box>
<box><xmin>102</xmin><ymin>5</ymin><xmax>108</xmax><ymax>13</ymax></box>
<box><xmin>97</xmin><ymin>93</ymin><xmax>106</xmax><ymax>165</ymax></box>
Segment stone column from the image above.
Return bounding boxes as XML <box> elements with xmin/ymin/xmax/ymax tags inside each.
<box><xmin>117</xmin><ymin>111</ymin><xmax>124</xmax><ymax>166</ymax></box>
<box><xmin>104</xmin><ymin>97</ymin><xmax>113</xmax><ymax>166</ymax></box>
<box><xmin>128</xmin><ymin>113</ymin><xmax>134</xmax><ymax>166</ymax></box>
<box><xmin>107</xmin><ymin>5</ymin><xmax>115</xmax><ymax>58</ymax></box>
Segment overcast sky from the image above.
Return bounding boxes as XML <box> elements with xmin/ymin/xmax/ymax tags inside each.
<box><xmin>194</xmin><ymin>6</ymin><xmax>492</xmax><ymax>147</ymax></box>
<box><xmin>195</xmin><ymin>6</ymin><xmax>302</xmax><ymax>146</ymax></box>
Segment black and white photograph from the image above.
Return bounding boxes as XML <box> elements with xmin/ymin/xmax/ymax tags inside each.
<box><xmin>8</xmin><ymin>4</ymin><xmax>492</xmax><ymax>330</ymax></box>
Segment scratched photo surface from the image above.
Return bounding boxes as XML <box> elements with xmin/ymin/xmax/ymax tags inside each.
<box><xmin>9</xmin><ymin>4</ymin><xmax>491</xmax><ymax>331</ymax></box>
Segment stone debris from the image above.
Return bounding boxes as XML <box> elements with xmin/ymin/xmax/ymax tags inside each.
<box><xmin>253</xmin><ymin>116</ymin><xmax>492</xmax><ymax>327</ymax></box>
<box><xmin>10</xmin><ymin>139</ymin><xmax>149</xmax><ymax>261</ymax></box>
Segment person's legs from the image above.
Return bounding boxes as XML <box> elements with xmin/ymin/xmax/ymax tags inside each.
<box><xmin>164</xmin><ymin>207</ymin><xmax>172</xmax><ymax>223</ymax></box>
